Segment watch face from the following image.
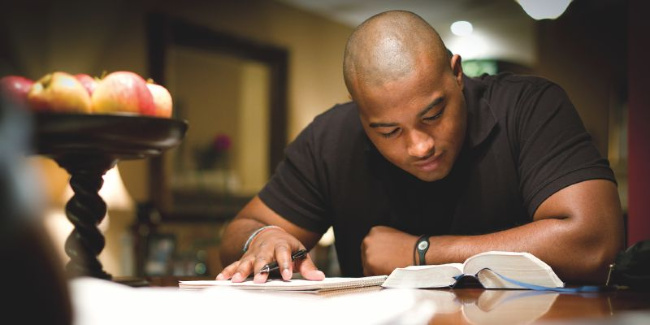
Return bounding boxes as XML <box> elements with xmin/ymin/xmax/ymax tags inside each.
<box><xmin>418</xmin><ymin>241</ymin><xmax>429</xmax><ymax>250</ymax></box>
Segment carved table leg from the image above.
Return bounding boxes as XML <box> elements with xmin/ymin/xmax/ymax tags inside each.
<box><xmin>55</xmin><ymin>154</ymin><xmax>117</xmax><ymax>279</ymax></box>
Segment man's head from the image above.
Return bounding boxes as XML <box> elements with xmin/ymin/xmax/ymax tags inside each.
<box><xmin>343</xmin><ymin>10</ymin><xmax>467</xmax><ymax>182</ymax></box>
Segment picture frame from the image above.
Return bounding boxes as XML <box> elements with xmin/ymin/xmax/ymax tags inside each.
<box><xmin>146</xmin><ymin>13</ymin><xmax>288</xmax><ymax>218</ymax></box>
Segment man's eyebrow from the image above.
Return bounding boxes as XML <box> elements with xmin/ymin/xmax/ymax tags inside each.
<box><xmin>369</xmin><ymin>121</ymin><xmax>398</xmax><ymax>128</ymax></box>
<box><xmin>368</xmin><ymin>97</ymin><xmax>444</xmax><ymax>128</ymax></box>
<box><xmin>417</xmin><ymin>97</ymin><xmax>444</xmax><ymax>118</ymax></box>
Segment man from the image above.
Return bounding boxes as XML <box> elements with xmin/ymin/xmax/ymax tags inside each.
<box><xmin>217</xmin><ymin>10</ymin><xmax>623</xmax><ymax>284</ymax></box>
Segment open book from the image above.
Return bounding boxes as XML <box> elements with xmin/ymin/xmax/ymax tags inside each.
<box><xmin>382</xmin><ymin>251</ymin><xmax>564</xmax><ymax>289</ymax></box>
<box><xmin>179</xmin><ymin>275</ymin><xmax>388</xmax><ymax>293</ymax></box>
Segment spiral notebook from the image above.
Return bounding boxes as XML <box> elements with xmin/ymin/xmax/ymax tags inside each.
<box><xmin>179</xmin><ymin>275</ymin><xmax>388</xmax><ymax>293</ymax></box>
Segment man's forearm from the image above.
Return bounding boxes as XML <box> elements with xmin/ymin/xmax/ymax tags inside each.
<box><xmin>426</xmin><ymin>217</ymin><xmax>623</xmax><ymax>283</ymax></box>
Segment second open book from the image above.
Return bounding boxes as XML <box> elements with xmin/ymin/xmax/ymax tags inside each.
<box><xmin>382</xmin><ymin>251</ymin><xmax>565</xmax><ymax>289</ymax></box>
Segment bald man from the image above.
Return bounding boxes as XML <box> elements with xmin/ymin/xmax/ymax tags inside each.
<box><xmin>217</xmin><ymin>10</ymin><xmax>623</xmax><ymax>285</ymax></box>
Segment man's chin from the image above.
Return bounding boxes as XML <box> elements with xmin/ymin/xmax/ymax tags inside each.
<box><xmin>410</xmin><ymin>168</ymin><xmax>450</xmax><ymax>182</ymax></box>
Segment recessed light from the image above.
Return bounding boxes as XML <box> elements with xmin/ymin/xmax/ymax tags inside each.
<box><xmin>451</xmin><ymin>21</ymin><xmax>473</xmax><ymax>36</ymax></box>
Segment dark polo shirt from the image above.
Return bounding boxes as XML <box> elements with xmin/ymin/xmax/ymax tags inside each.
<box><xmin>259</xmin><ymin>73</ymin><xmax>616</xmax><ymax>277</ymax></box>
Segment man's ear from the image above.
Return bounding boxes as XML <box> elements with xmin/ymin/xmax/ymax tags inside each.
<box><xmin>450</xmin><ymin>54</ymin><xmax>463</xmax><ymax>86</ymax></box>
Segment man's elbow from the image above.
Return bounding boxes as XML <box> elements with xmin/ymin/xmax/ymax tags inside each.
<box><xmin>572</xmin><ymin>224</ymin><xmax>624</xmax><ymax>283</ymax></box>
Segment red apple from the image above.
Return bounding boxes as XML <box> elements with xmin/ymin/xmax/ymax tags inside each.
<box><xmin>146</xmin><ymin>81</ymin><xmax>173</xmax><ymax>118</ymax></box>
<box><xmin>91</xmin><ymin>71</ymin><xmax>155</xmax><ymax>116</ymax></box>
<box><xmin>27</xmin><ymin>72</ymin><xmax>92</xmax><ymax>113</ymax></box>
<box><xmin>0</xmin><ymin>75</ymin><xmax>34</xmax><ymax>109</ymax></box>
<box><xmin>74</xmin><ymin>73</ymin><xmax>98</xmax><ymax>96</ymax></box>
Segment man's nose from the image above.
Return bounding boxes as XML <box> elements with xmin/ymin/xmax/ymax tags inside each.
<box><xmin>406</xmin><ymin>129</ymin><xmax>434</xmax><ymax>158</ymax></box>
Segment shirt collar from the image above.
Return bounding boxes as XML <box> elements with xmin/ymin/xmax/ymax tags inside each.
<box><xmin>462</xmin><ymin>74</ymin><xmax>497</xmax><ymax>149</ymax></box>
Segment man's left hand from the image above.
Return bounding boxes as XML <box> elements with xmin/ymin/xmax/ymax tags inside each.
<box><xmin>361</xmin><ymin>225</ymin><xmax>417</xmax><ymax>275</ymax></box>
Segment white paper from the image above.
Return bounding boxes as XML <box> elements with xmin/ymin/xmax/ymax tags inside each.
<box><xmin>69</xmin><ymin>277</ymin><xmax>436</xmax><ymax>325</ymax></box>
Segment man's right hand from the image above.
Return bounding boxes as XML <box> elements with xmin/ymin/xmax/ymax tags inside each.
<box><xmin>216</xmin><ymin>225</ymin><xmax>325</xmax><ymax>283</ymax></box>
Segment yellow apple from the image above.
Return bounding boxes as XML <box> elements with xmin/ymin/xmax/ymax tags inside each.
<box><xmin>27</xmin><ymin>72</ymin><xmax>92</xmax><ymax>113</ymax></box>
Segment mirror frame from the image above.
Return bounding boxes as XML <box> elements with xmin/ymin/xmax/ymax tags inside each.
<box><xmin>146</xmin><ymin>13</ymin><xmax>288</xmax><ymax>213</ymax></box>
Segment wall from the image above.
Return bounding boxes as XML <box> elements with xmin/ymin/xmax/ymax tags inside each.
<box><xmin>535</xmin><ymin>0</ymin><xmax>627</xmax><ymax>159</ymax></box>
<box><xmin>627</xmin><ymin>0</ymin><xmax>650</xmax><ymax>246</ymax></box>
<box><xmin>152</xmin><ymin>0</ymin><xmax>353</xmax><ymax>139</ymax></box>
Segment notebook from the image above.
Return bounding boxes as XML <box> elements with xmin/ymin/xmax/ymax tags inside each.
<box><xmin>179</xmin><ymin>275</ymin><xmax>388</xmax><ymax>293</ymax></box>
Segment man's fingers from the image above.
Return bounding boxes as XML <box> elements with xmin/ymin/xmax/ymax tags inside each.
<box><xmin>253</xmin><ymin>251</ymin><xmax>276</xmax><ymax>273</ymax></box>
<box><xmin>273</xmin><ymin>245</ymin><xmax>293</xmax><ymax>280</ymax></box>
<box><xmin>253</xmin><ymin>271</ymin><xmax>269</xmax><ymax>283</ymax></box>
<box><xmin>217</xmin><ymin>240</ymin><xmax>312</xmax><ymax>283</ymax></box>
<box><xmin>216</xmin><ymin>261</ymin><xmax>241</xmax><ymax>280</ymax></box>
<box><xmin>296</xmin><ymin>256</ymin><xmax>325</xmax><ymax>281</ymax></box>
<box><xmin>230</xmin><ymin>255</ymin><xmax>256</xmax><ymax>283</ymax></box>
<box><xmin>231</xmin><ymin>272</ymin><xmax>247</xmax><ymax>283</ymax></box>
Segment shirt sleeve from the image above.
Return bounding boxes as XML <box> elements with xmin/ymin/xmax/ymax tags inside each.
<box><xmin>513</xmin><ymin>80</ymin><xmax>616</xmax><ymax>216</ymax></box>
<box><xmin>258</xmin><ymin>121</ymin><xmax>332</xmax><ymax>234</ymax></box>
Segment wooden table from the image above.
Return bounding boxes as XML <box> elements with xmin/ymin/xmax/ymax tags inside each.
<box><xmin>141</xmin><ymin>276</ymin><xmax>650</xmax><ymax>324</ymax></box>
<box><xmin>420</xmin><ymin>288</ymin><xmax>650</xmax><ymax>324</ymax></box>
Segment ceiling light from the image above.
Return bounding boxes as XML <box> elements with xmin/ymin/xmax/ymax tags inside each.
<box><xmin>516</xmin><ymin>0</ymin><xmax>573</xmax><ymax>20</ymax></box>
<box><xmin>451</xmin><ymin>21</ymin><xmax>473</xmax><ymax>36</ymax></box>
<box><xmin>447</xmin><ymin>34</ymin><xmax>488</xmax><ymax>60</ymax></box>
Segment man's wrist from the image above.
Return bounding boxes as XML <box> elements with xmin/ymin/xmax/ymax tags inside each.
<box><xmin>242</xmin><ymin>225</ymin><xmax>284</xmax><ymax>253</ymax></box>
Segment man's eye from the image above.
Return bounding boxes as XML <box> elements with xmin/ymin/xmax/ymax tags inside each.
<box><xmin>423</xmin><ymin>107</ymin><xmax>445</xmax><ymax>121</ymax></box>
<box><xmin>380</xmin><ymin>128</ymin><xmax>399</xmax><ymax>138</ymax></box>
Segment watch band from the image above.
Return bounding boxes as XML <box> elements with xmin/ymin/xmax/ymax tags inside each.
<box><xmin>416</xmin><ymin>235</ymin><xmax>430</xmax><ymax>265</ymax></box>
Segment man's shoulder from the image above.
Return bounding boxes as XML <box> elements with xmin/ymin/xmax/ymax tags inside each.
<box><xmin>473</xmin><ymin>73</ymin><xmax>562</xmax><ymax>97</ymax></box>
<box><xmin>312</xmin><ymin>101</ymin><xmax>359</xmax><ymax>124</ymax></box>
<box><xmin>290</xmin><ymin>101</ymin><xmax>365</xmax><ymax>153</ymax></box>
<box><xmin>466</xmin><ymin>72</ymin><xmax>568</xmax><ymax>118</ymax></box>
<box><xmin>308</xmin><ymin>101</ymin><xmax>363</xmax><ymax>137</ymax></box>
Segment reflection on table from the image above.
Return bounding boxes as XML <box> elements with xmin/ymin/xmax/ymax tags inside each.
<box><xmin>423</xmin><ymin>288</ymin><xmax>650</xmax><ymax>325</ymax></box>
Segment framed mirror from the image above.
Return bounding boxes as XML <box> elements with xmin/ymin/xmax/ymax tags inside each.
<box><xmin>146</xmin><ymin>13</ymin><xmax>288</xmax><ymax>219</ymax></box>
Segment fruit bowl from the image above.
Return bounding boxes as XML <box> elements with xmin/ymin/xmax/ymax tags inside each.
<box><xmin>34</xmin><ymin>112</ymin><xmax>187</xmax><ymax>159</ymax></box>
<box><xmin>33</xmin><ymin>112</ymin><xmax>188</xmax><ymax>281</ymax></box>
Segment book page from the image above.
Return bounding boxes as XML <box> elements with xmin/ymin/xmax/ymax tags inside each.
<box><xmin>462</xmin><ymin>251</ymin><xmax>564</xmax><ymax>289</ymax></box>
<box><xmin>382</xmin><ymin>263</ymin><xmax>463</xmax><ymax>289</ymax></box>
<box><xmin>179</xmin><ymin>275</ymin><xmax>388</xmax><ymax>292</ymax></box>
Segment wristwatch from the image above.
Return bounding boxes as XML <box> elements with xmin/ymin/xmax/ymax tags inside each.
<box><xmin>416</xmin><ymin>235</ymin><xmax>430</xmax><ymax>265</ymax></box>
